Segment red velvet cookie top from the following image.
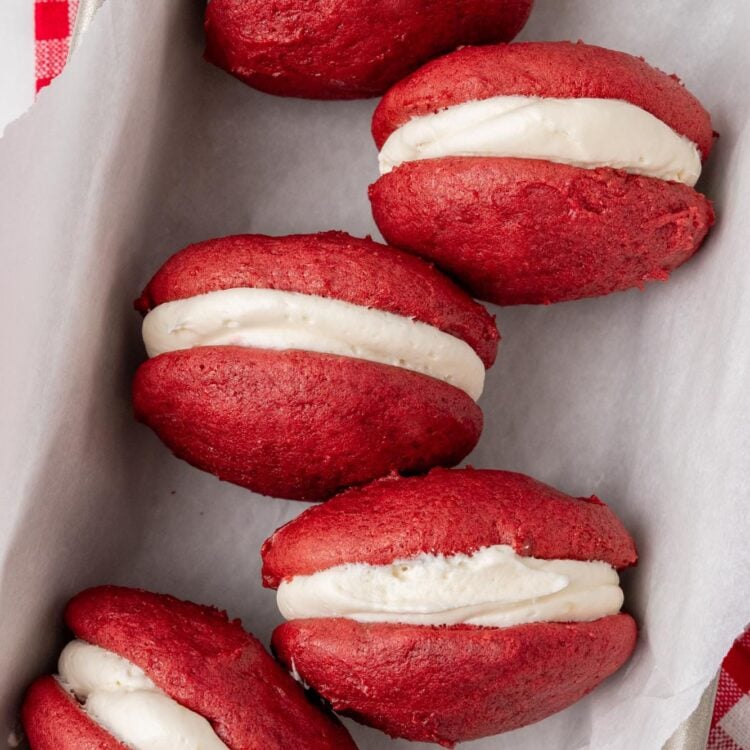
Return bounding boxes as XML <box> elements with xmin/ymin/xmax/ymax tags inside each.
<box><xmin>65</xmin><ymin>586</ymin><xmax>355</xmax><ymax>750</ymax></box>
<box><xmin>372</xmin><ymin>41</ymin><xmax>713</xmax><ymax>159</ymax></box>
<box><xmin>135</xmin><ymin>231</ymin><xmax>498</xmax><ymax>368</ymax></box>
<box><xmin>262</xmin><ymin>468</ymin><xmax>638</xmax><ymax>587</ymax></box>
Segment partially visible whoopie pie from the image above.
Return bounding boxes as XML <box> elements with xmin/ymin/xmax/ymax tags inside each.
<box><xmin>370</xmin><ymin>41</ymin><xmax>716</xmax><ymax>305</ymax></box>
<box><xmin>204</xmin><ymin>0</ymin><xmax>534</xmax><ymax>100</ymax></box>
<box><xmin>21</xmin><ymin>586</ymin><xmax>355</xmax><ymax>749</ymax></box>
<box><xmin>263</xmin><ymin>468</ymin><xmax>638</xmax><ymax>745</ymax></box>
<box><xmin>133</xmin><ymin>232</ymin><xmax>499</xmax><ymax>501</ymax></box>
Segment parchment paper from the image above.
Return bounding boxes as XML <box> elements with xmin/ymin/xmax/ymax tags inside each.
<box><xmin>1</xmin><ymin>1</ymin><xmax>748</xmax><ymax>748</ymax></box>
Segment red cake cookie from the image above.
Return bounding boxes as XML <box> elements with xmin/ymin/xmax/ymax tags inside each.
<box><xmin>21</xmin><ymin>586</ymin><xmax>355</xmax><ymax>750</ymax></box>
<box><xmin>133</xmin><ymin>232</ymin><xmax>499</xmax><ymax>501</ymax></box>
<box><xmin>204</xmin><ymin>0</ymin><xmax>533</xmax><ymax>99</ymax></box>
<box><xmin>369</xmin><ymin>41</ymin><xmax>715</xmax><ymax>305</ymax></box>
<box><xmin>263</xmin><ymin>468</ymin><xmax>638</xmax><ymax>745</ymax></box>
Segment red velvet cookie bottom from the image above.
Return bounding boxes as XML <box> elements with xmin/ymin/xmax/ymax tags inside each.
<box><xmin>133</xmin><ymin>347</ymin><xmax>482</xmax><ymax>501</ymax></box>
<box><xmin>22</xmin><ymin>676</ymin><xmax>127</xmax><ymax>750</ymax></box>
<box><xmin>204</xmin><ymin>0</ymin><xmax>532</xmax><ymax>99</ymax></box>
<box><xmin>370</xmin><ymin>157</ymin><xmax>714</xmax><ymax>305</ymax></box>
<box><xmin>273</xmin><ymin>615</ymin><xmax>637</xmax><ymax>746</ymax></box>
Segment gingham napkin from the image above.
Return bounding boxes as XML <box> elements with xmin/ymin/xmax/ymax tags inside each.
<box><xmin>0</xmin><ymin>2</ymin><xmax>744</xmax><ymax>748</ymax></box>
<box><xmin>708</xmin><ymin>633</ymin><xmax>750</xmax><ymax>749</ymax></box>
<box><xmin>34</xmin><ymin>0</ymin><xmax>78</xmax><ymax>91</ymax></box>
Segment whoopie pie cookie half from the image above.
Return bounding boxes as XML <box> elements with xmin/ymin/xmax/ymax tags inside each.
<box><xmin>370</xmin><ymin>41</ymin><xmax>716</xmax><ymax>305</ymax></box>
<box><xmin>204</xmin><ymin>0</ymin><xmax>534</xmax><ymax>99</ymax></box>
<box><xmin>262</xmin><ymin>468</ymin><xmax>638</xmax><ymax>746</ymax></box>
<box><xmin>21</xmin><ymin>586</ymin><xmax>355</xmax><ymax>749</ymax></box>
<box><xmin>133</xmin><ymin>231</ymin><xmax>499</xmax><ymax>501</ymax></box>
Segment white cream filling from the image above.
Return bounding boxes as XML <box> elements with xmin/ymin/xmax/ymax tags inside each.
<box><xmin>277</xmin><ymin>544</ymin><xmax>623</xmax><ymax>628</ymax></box>
<box><xmin>379</xmin><ymin>95</ymin><xmax>702</xmax><ymax>186</ymax></box>
<box><xmin>142</xmin><ymin>287</ymin><xmax>486</xmax><ymax>401</ymax></box>
<box><xmin>57</xmin><ymin>640</ymin><xmax>228</xmax><ymax>750</ymax></box>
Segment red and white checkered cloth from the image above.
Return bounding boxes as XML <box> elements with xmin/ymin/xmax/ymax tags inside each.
<box><xmin>12</xmin><ymin>2</ymin><xmax>750</xmax><ymax>748</ymax></box>
<box><xmin>708</xmin><ymin>632</ymin><xmax>750</xmax><ymax>749</ymax></box>
<box><xmin>34</xmin><ymin>0</ymin><xmax>78</xmax><ymax>92</ymax></box>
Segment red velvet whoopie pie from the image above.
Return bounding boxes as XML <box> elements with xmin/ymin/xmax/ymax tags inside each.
<box><xmin>263</xmin><ymin>468</ymin><xmax>638</xmax><ymax>746</ymax></box>
<box><xmin>21</xmin><ymin>586</ymin><xmax>355</xmax><ymax>749</ymax></box>
<box><xmin>370</xmin><ymin>41</ymin><xmax>716</xmax><ymax>305</ymax></box>
<box><xmin>204</xmin><ymin>0</ymin><xmax>534</xmax><ymax>99</ymax></box>
<box><xmin>132</xmin><ymin>232</ymin><xmax>499</xmax><ymax>502</ymax></box>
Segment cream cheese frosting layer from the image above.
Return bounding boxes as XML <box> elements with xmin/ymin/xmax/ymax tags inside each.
<box><xmin>142</xmin><ymin>287</ymin><xmax>486</xmax><ymax>401</ymax></box>
<box><xmin>58</xmin><ymin>640</ymin><xmax>228</xmax><ymax>750</ymax></box>
<box><xmin>276</xmin><ymin>544</ymin><xmax>623</xmax><ymax>628</ymax></box>
<box><xmin>378</xmin><ymin>95</ymin><xmax>702</xmax><ymax>186</ymax></box>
